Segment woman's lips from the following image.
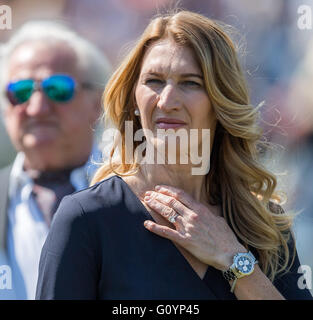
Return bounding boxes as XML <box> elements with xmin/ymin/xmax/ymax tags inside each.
<box><xmin>155</xmin><ymin>118</ymin><xmax>187</xmax><ymax>129</ymax></box>
<box><xmin>156</xmin><ymin>123</ymin><xmax>186</xmax><ymax>129</ymax></box>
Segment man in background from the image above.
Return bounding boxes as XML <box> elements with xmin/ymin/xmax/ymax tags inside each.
<box><xmin>0</xmin><ymin>21</ymin><xmax>110</xmax><ymax>299</ymax></box>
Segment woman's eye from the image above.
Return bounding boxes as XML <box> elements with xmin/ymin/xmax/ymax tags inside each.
<box><xmin>181</xmin><ymin>80</ymin><xmax>201</xmax><ymax>87</ymax></box>
<box><xmin>144</xmin><ymin>79</ymin><xmax>164</xmax><ymax>85</ymax></box>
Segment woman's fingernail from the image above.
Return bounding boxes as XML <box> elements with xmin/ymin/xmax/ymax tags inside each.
<box><xmin>144</xmin><ymin>221</ymin><xmax>152</xmax><ymax>227</ymax></box>
<box><xmin>145</xmin><ymin>191</ymin><xmax>152</xmax><ymax>196</ymax></box>
<box><xmin>144</xmin><ymin>196</ymin><xmax>151</xmax><ymax>202</ymax></box>
<box><xmin>155</xmin><ymin>185</ymin><xmax>161</xmax><ymax>191</ymax></box>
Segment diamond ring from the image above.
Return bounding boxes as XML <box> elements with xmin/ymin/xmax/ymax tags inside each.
<box><xmin>168</xmin><ymin>213</ymin><xmax>179</xmax><ymax>223</ymax></box>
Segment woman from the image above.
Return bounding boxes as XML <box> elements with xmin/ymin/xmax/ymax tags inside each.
<box><xmin>36</xmin><ymin>10</ymin><xmax>312</xmax><ymax>299</ymax></box>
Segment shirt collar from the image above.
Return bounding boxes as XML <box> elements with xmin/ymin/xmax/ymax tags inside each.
<box><xmin>8</xmin><ymin>147</ymin><xmax>100</xmax><ymax>200</ymax></box>
<box><xmin>8</xmin><ymin>152</ymin><xmax>31</xmax><ymax>200</ymax></box>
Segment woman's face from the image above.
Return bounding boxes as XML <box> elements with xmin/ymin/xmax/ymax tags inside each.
<box><xmin>135</xmin><ymin>39</ymin><xmax>217</xmax><ymax>165</ymax></box>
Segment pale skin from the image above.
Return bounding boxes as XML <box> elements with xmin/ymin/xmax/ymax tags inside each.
<box><xmin>4</xmin><ymin>41</ymin><xmax>101</xmax><ymax>171</ymax></box>
<box><xmin>123</xmin><ymin>39</ymin><xmax>285</xmax><ymax>300</ymax></box>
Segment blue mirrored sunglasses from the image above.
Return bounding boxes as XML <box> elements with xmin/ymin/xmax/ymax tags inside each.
<box><xmin>6</xmin><ymin>74</ymin><xmax>93</xmax><ymax>106</ymax></box>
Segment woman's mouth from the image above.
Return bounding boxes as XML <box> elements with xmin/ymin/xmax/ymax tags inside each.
<box><xmin>155</xmin><ymin>118</ymin><xmax>187</xmax><ymax>129</ymax></box>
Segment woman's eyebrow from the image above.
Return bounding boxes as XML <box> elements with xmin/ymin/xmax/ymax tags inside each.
<box><xmin>142</xmin><ymin>72</ymin><xmax>203</xmax><ymax>79</ymax></box>
<box><xmin>142</xmin><ymin>72</ymin><xmax>163</xmax><ymax>77</ymax></box>
<box><xmin>180</xmin><ymin>73</ymin><xmax>203</xmax><ymax>79</ymax></box>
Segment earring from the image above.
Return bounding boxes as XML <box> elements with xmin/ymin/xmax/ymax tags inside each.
<box><xmin>134</xmin><ymin>108</ymin><xmax>140</xmax><ymax>116</ymax></box>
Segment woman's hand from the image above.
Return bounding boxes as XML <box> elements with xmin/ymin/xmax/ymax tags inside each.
<box><xmin>143</xmin><ymin>185</ymin><xmax>247</xmax><ymax>271</ymax></box>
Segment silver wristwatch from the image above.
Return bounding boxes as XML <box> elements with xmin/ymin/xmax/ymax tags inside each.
<box><xmin>222</xmin><ymin>251</ymin><xmax>258</xmax><ymax>292</ymax></box>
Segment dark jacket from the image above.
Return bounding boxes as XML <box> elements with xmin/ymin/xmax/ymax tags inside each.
<box><xmin>36</xmin><ymin>175</ymin><xmax>313</xmax><ymax>300</ymax></box>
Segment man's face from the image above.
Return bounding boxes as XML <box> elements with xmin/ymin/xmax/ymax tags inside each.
<box><xmin>4</xmin><ymin>41</ymin><xmax>100</xmax><ymax>170</ymax></box>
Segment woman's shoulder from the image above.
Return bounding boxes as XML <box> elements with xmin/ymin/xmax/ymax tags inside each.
<box><xmin>69</xmin><ymin>175</ymin><xmax>129</xmax><ymax>211</ymax></box>
<box><xmin>53</xmin><ymin>175</ymin><xmax>129</xmax><ymax>223</ymax></box>
<box><xmin>73</xmin><ymin>174</ymin><xmax>124</xmax><ymax>197</ymax></box>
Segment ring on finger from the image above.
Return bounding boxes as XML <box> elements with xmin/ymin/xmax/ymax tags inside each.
<box><xmin>168</xmin><ymin>213</ymin><xmax>179</xmax><ymax>224</ymax></box>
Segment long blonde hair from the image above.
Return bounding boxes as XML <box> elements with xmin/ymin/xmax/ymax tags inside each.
<box><xmin>92</xmin><ymin>10</ymin><xmax>295</xmax><ymax>281</ymax></box>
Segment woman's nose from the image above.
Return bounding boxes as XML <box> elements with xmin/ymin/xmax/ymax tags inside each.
<box><xmin>25</xmin><ymin>90</ymin><xmax>52</xmax><ymax>117</ymax></box>
<box><xmin>157</xmin><ymin>84</ymin><xmax>181</xmax><ymax>112</ymax></box>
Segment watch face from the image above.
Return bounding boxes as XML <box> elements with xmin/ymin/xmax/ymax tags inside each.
<box><xmin>235</xmin><ymin>255</ymin><xmax>254</xmax><ymax>274</ymax></box>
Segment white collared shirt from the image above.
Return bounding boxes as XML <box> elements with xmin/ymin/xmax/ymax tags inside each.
<box><xmin>6</xmin><ymin>151</ymin><xmax>98</xmax><ymax>300</ymax></box>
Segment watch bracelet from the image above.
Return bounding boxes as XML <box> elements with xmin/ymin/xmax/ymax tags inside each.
<box><xmin>223</xmin><ymin>268</ymin><xmax>237</xmax><ymax>281</ymax></box>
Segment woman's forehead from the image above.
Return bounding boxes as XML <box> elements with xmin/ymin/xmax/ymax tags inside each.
<box><xmin>139</xmin><ymin>39</ymin><xmax>202</xmax><ymax>75</ymax></box>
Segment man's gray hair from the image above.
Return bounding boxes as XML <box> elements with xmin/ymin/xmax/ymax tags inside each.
<box><xmin>0</xmin><ymin>20</ymin><xmax>111</xmax><ymax>111</ymax></box>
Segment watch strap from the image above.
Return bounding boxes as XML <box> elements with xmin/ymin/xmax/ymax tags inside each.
<box><xmin>222</xmin><ymin>251</ymin><xmax>257</xmax><ymax>293</ymax></box>
<box><xmin>222</xmin><ymin>267</ymin><xmax>237</xmax><ymax>281</ymax></box>
<box><xmin>230</xmin><ymin>278</ymin><xmax>237</xmax><ymax>293</ymax></box>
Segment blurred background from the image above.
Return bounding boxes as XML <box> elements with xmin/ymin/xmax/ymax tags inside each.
<box><xmin>1</xmin><ymin>0</ymin><xmax>313</xmax><ymax>293</ymax></box>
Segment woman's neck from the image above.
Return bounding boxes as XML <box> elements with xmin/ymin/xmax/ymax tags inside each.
<box><xmin>124</xmin><ymin>163</ymin><xmax>208</xmax><ymax>204</ymax></box>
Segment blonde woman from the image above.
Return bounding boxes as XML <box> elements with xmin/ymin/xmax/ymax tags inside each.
<box><xmin>36</xmin><ymin>11</ymin><xmax>312</xmax><ymax>300</ymax></box>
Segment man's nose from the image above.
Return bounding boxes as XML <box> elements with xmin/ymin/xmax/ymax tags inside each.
<box><xmin>157</xmin><ymin>84</ymin><xmax>181</xmax><ymax>112</ymax></box>
<box><xmin>25</xmin><ymin>90</ymin><xmax>52</xmax><ymax>116</ymax></box>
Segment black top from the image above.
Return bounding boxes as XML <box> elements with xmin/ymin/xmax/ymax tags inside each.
<box><xmin>36</xmin><ymin>176</ymin><xmax>312</xmax><ymax>300</ymax></box>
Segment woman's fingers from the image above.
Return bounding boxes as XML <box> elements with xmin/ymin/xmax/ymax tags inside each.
<box><xmin>154</xmin><ymin>185</ymin><xmax>197</xmax><ymax>210</ymax></box>
<box><xmin>144</xmin><ymin>191</ymin><xmax>191</xmax><ymax>218</ymax></box>
<box><xmin>143</xmin><ymin>186</ymin><xmax>246</xmax><ymax>270</ymax></box>
<box><xmin>144</xmin><ymin>194</ymin><xmax>184</xmax><ymax>228</ymax></box>
<box><xmin>154</xmin><ymin>185</ymin><xmax>217</xmax><ymax>220</ymax></box>
<box><xmin>143</xmin><ymin>220</ymin><xmax>186</xmax><ymax>242</ymax></box>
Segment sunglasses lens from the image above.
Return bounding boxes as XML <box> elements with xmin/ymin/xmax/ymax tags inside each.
<box><xmin>6</xmin><ymin>79</ymin><xmax>34</xmax><ymax>105</ymax></box>
<box><xmin>42</xmin><ymin>74</ymin><xmax>75</xmax><ymax>103</ymax></box>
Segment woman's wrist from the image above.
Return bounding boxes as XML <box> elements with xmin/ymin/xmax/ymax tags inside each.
<box><xmin>214</xmin><ymin>245</ymin><xmax>248</xmax><ymax>271</ymax></box>
<box><xmin>227</xmin><ymin>264</ymin><xmax>285</xmax><ymax>299</ymax></box>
